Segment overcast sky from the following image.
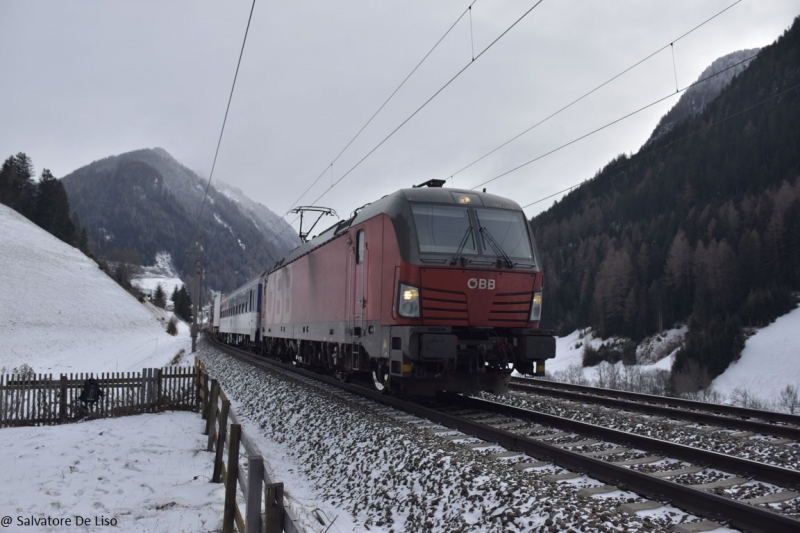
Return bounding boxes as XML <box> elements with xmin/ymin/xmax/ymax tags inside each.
<box><xmin>2</xmin><ymin>1</ymin><xmax>799</xmax><ymax>231</ymax></box>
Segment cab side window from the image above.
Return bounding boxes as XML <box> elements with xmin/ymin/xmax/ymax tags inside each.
<box><xmin>356</xmin><ymin>230</ymin><xmax>365</xmax><ymax>264</ymax></box>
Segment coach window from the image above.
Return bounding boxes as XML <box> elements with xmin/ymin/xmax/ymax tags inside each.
<box><xmin>356</xmin><ymin>229</ymin><xmax>365</xmax><ymax>264</ymax></box>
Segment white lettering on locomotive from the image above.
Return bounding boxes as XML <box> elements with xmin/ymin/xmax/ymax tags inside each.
<box><xmin>467</xmin><ymin>278</ymin><xmax>495</xmax><ymax>290</ymax></box>
<box><xmin>265</xmin><ymin>264</ymin><xmax>293</xmax><ymax>323</ymax></box>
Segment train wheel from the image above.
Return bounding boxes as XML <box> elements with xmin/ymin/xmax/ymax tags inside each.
<box><xmin>372</xmin><ymin>362</ymin><xmax>392</xmax><ymax>394</ymax></box>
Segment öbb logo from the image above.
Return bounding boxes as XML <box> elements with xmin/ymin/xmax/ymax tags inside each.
<box><xmin>467</xmin><ymin>278</ymin><xmax>495</xmax><ymax>290</ymax></box>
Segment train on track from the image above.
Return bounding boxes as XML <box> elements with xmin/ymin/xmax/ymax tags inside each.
<box><xmin>211</xmin><ymin>180</ymin><xmax>555</xmax><ymax>394</ymax></box>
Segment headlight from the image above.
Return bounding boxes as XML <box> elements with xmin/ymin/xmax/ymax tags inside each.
<box><xmin>398</xmin><ymin>282</ymin><xmax>420</xmax><ymax>318</ymax></box>
<box><xmin>529</xmin><ymin>291</ymin><xmax>542</xmax><ymax>322</ymax></box>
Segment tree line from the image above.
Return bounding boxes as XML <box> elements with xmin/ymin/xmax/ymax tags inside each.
<box><xmin>151</xmin><ymin>283</ymin><xmax>193</xmax><ymax>323</ymax></box>
<box><xmin>532</xmin><ymin>16</ymin><xmax>800</xmax><ymax>392</ymax></box>
<box><xmin>0</xmin><ymin>152</ymin><xmax>198</xmax><ymax>325</ymax></box>
<box><xmin>0</xmin><ymin>153</ymin><xmax>88</xmax><ymax>252</ymax></box>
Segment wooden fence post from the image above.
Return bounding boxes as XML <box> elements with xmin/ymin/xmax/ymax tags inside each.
<box><xmin>194</xmin><ymin>366</ymin><xmax>203</xmax><ymax>413</ymax></box>
<box><xmin>0</xmin><ymin>374</ymin><xmax>5</xmax><ymax>428</ymax></box>
<box><xmin>265</xmin><ymin>482</ymin><xmax>285</xmax><ymax>533</ymax></box>
<box><xmin>212</xmin><ymin>400</ymin><xmax>230</xmax><ymax>483</ymax></box>
<box><xmin>205</xmin><ymin>379</ymin><xmax>219</xmax><ymax>439</ymax></box>
<box><xmin>222</xmin><ymin>424</ymin><xmax>241</xmax><ymax>533</ymax></box>
<box><xmin>156</xmin><ymin>368</ymin><xmax>163</xmax><ymax>412</ymax></box>
<box><xmin>141</xmin><ymin>368</ymin><xmax>157</xmax><ymax>414</ymax></box>
<box><xmin>246</xmin><ymin>456</ymin><xmax>264</xmax><ymax>533</ymax></box>
<box><xmin>202</xmin><ymin>372</ymin><xmax>210</xmax><ymax>419</ymax></box>
<box><xmin>59</xmin><ymin>375</ymin><xmax>68</xmax><ymax>423</ymax></box>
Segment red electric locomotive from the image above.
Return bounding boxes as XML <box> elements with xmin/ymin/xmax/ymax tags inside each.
<box><xmin>255</xmin><ymin>180</ymin><xmax>555</xmax><ymax>394</ymax></box>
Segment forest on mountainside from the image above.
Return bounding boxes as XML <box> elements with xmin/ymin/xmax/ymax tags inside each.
<box><xmin>532</xmin><ymin>17</ymin><xmax>800</xmax><ymax>391</ymax></box>
<box><xmin>61</xmin><ymin>148</ymin><xmax>299</xmax><ymax>293</ymax></box>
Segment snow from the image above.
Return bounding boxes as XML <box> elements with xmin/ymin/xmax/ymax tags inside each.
<box><xmin>130</xmin><ymin>252</ymin><xmax>186</xmax><ymax>305</ymax></box>
<box><xmin>2</xmin><ymin>197</ymin><xmax>800</xmax><ymax>532</ymax></box>
<box><xmin>548</xmin><ymin>327</ymin><xmax>685</xmax><ymax>376</ymax></box>
<box><xmin>0</xmin><ymin>203</ymin><xmax>220</xmax><ymax>531</ymax></box>
<box><xmin>712</xmin><ymin>305</ymin><xmax>800</xmax><ymax>402</ymax></box>
<box><xmin>549</xmin><ymin>315</ymin><xmax>800</xmax><ymax>409</ymax></box>
<box><xmin>0</xmin><ymin>412</ymin><xmax>224</xmax><ymax>533</ymax></box>
<box><xmin>0</xmin><ymin>205</ymin><xmax>191</xmax><ymax>375</ymax></box>
<box><xmin>549</xmin><ymin>329</ymin><xmax>593</xmax><ymax>372</ymax></box>
<box><xmin>212</xmin><ymin>212</ymin><xmax>229</xmax><ymax>229</ymax></box>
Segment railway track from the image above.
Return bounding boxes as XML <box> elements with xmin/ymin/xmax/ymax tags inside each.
<box><xmin>206</xmin><ymin>336</ymin><xmax>800</xmax><ymax>533</ymax></box>
<box><xmin>510</xmin><ymin>377</ymin><xmax>800</xmax><ymax>440</ymax></box>
<box><xmin>435</xmin><ymin>394</ymin><xmax>800</xmax><ymax>532</ymax></box>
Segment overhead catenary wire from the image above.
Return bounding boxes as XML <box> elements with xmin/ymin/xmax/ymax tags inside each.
<box><xmin>520</xmin><ymin>56</ymin><xmax>797</xmax><ymax>211</ymax></box>
<box><xmin>269</xmin><ymin>0</ymin><xmax>546</xmax><ymax>242</ymax></box>
<box><xmin>192</xmin><ymin>0</ymin><xmax>258</xmax><ymax>242</ymax></box>
<box><xmin>283</xmin><ymin>0</ymin><xmax>480</xmax><ymax>216</ymax></box>
<box><xmin>447</xmin><ymin>0</ymin><xmax>742</xmax><ymax>183</ymax></box>
<box><xmin>469</xmin><ymin>50</ymin><xmax>761</xmax><ymax>193</ymax></box>
<box><xmin>303</xmin><ymin>0</ymin><xmax>546</xmax><ymax>211</ymax></box>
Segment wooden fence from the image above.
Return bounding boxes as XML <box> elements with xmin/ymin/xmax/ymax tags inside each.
<box><xmin>0</xmin><ymin>366</ymin><xmax>198</xmax><ymax>427</ymax></box>
<box><xmin>1</xmin><ymin>360</ymin><xmax>304</xmax><ymax>533</ymax></box>
<box><xmin>196</xmin><ymin>359</ymin><xmax>304</xmax><ymax>533</ymax></box>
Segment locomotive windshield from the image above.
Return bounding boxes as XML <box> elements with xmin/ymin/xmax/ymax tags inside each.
<box><xmin>410</xmin><ymin>203</ymin><xmax>533</xmax><ymax>261</ymax></box>
<box><xmin>474</xmin><ymin>207</ymin><xmax>533</xmax><ymax>260</ymax></box>
<box><xmin>412</xmin><ymin>204</ymin><xmax>476</xmax><ymax>254</ymax></box>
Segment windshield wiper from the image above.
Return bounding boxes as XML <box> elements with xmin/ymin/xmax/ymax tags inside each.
<box><xmin>480</xmin><ymin>226</ymin><xmax>514</xmax><ymax>268</ymax></box>
<box><xmin>450</xmin><ymin>226</ymin><xmax>474</xmax><ymax>266</ymax></box>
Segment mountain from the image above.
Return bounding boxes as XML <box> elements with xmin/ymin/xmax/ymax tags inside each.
<box><xmin>61</xmin><ymin>148</ymin><xmax>300</xmax><ymax>293</ymax></box>
<box><xmin>531</xmin><ymin>17</ymin><xmax>800</xmax><ymax>389</ymax></box>
<box><xmin>647</xmin><ymin>48</ymin><xmax>759</xmax><ymax>142</ymax></box>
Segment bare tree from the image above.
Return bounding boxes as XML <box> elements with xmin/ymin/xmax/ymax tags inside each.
<box><xmin>777</xmin><ymin>385</ymin><xmax>799</xmax><ymax>414</ymax></box>
<box><xmin>594</xmin><ymin>361</ymin><xmax>622</xmax><ymax>390</ymax></box>
<box><xmin>729</xmin><ymin>387</ymin><xmax>767</xmax><ymax>410</ymax></box>
<box><xmin>593</xmin><ymin>248</ymin><xmax>634</xmax><ymax>335</ymax></box>
<box><xmin>672</xmin><ymin>359</ymin><xmax>711</xmax><ymax>396</ymax></box>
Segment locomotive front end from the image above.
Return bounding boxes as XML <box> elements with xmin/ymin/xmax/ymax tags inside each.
<box><xmin>385</xmin><ymin>186</ymin><xmax>556</xmax><ymax>394</ymax></box>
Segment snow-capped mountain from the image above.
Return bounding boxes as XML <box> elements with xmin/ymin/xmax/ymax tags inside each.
<box><xmin>648</xmin><ymin>48</ymin><xmax>760</xmax><ymax>143</ymax></box>
<box><xmin>61</xmin><ymin>148</ymin><xmax>300</xmax><ymax>292</ymax></box>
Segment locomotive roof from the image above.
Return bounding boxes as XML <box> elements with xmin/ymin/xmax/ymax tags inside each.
<box><xmin>270</xmin><ymin>187</ymin><xmax>525</xmax><ymax>272</ymax></box>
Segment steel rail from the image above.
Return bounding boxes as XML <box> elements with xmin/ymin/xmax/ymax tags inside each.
<box><xmin>333</xmin><ymin>380</ymin><xmax>800</xmax><ymax>533</ymax></box>
<box><xmin>449</xmin><ymin>394</ymin><xmax>800</xmax><ymax>486</ymax></box>
<box><xmin>513</xmin><ymin>376</ymin><xmax>800</xmax><ymax>426</ymax></box>
<box><xmin>417</xmin><ymin>393</ymin><xmax>800</xmax><ymax>533</ymax></box>
<box><xmin>510</xmin><ymin>380</ymin><xmax>800</xmax><ymax>440</ymax></box>
<box><xmin>206</xmin><ymin>337</ymin><xmax>800</xmax><ymax>533</ymax></box>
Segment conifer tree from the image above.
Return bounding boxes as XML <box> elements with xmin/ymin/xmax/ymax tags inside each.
<box><xmin>174</xmin><ymin>285</ymin><xmax>193</xmax><ymax>323</ymax></box>
<box><xmin>34</xmin><ymin>169</ymin><xmax>75</xmax><ymax>243</ymax></box>
<box><xmin>0</xmin><ymin>153</ymin><xmax>36</xmax><ymax>217</ymax></box>
<box><xmin>153</xmin><ymin>284</ymin><xmax>166</xmax><ymax>309</ymax></box>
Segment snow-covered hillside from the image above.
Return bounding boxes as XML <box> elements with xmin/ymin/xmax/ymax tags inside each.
<box><xmin>712</xmin><ymin>307</ymin><xmax>800</xmax><ymax>403</ymax></box>
<box><xmin>0</xmin><ymin>204</ymin><xmax>223</xmax><ymax>531</ymax></box>
<box><xmin>130</xmin><ymin>251</ymin><xmax>187</xmax><ymax>304</ymax></box>
<box><xmin>0</xmin><ymin>204</ymin><xmax>190</xmax><ymax>374</ymax></box>
<box><xmin>547</xmin><ymin>311</ymin><xmax>800</xmax><ymax>410</ymax></box>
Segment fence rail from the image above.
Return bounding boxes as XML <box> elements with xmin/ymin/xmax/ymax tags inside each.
<box><xmin>0</xmin><ymin>366</ymin><xmax>198</xmax><ymax>427</ymax></box>
<box><xmin>196</xmin><ymin>358</ymin><xmax>304</xmax><ymax>533</ymax></box>
<box><xmin>1</xmin><ymin>360</ymin><xmax>303</xmax><ymax>533</ymax></box>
